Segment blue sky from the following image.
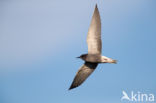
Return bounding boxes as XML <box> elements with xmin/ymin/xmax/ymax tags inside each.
<box><xmin>0</xmin><ymin>0</ymin><xmax>156</xmax><ymax>103</ymax></box>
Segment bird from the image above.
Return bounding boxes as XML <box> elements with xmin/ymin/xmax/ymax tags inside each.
<box><xmin>69</xmin><ymin>4</ymin><xmax>117</xmax><ymax>90</ymax></box>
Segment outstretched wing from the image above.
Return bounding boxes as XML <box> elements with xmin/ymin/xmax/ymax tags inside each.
<box><xmin>69</xmin><ymin>62</ymin><xmax>98</xmax><ymax>90</ymax></box>
<box><xmin>87</xmin><ymin>4</ymin><xmax>102</xmax><ymax>54</ymax></box>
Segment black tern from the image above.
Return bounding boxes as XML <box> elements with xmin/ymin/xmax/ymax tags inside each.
<box><xmin>69</xmin><ymin>4</ymin><xmax>117</xmax><ymax>90</ymax></box>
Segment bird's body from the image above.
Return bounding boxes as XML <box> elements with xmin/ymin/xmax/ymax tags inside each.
<box><xmin>69</xmin><ymin>4</ymin><xmax>117</xmax><ymax>90</ymax></box>
<box><xmin>78</xmin><ymin>54</ymin><xmax>116</xmax><ymax>63</ymax></box>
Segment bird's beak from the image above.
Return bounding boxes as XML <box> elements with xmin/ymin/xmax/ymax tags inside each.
<box><xmin>111</xmin><ymin>60</ymin><xmax>117</xmax><ymax>64</ymax></box>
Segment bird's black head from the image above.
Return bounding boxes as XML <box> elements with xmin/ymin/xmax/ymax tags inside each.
<box><xmin>76</xmin><ymin>54</ymin><xmax>88</xmax><ymax>59</ymax></box>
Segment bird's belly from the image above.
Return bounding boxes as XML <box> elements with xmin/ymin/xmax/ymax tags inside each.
<box><xmin>85</xmin><ymin>56</ymin><xmax>101</xmax><ymax>63</ymax></box>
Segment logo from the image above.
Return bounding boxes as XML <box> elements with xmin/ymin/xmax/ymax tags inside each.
<box><xmin>121</xmin><ymin>91</ymin><xmax>155</xmax><ymax>102</ymax></box>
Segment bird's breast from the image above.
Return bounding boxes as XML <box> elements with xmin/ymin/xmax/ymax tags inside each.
<box><xmin>83</xmin><ymin>54</ymin><xmax>101</xmax><ymax>63</ymax></box>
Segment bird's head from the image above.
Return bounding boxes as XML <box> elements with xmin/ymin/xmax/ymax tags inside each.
<box><xmin>109</xmin><ymin>59</ymin><xmax>117</xmax><ymax>64</ymax></box>
<box><xmin>102</xmin><ymin>56</ymin><xmax>117</xmax><ymax>64</ymax></box>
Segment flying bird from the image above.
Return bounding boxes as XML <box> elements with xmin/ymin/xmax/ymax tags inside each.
<box><xmin>69</xmin><ymin>4</ymin><xmax>117</xmax><ymax>90</ymax></box>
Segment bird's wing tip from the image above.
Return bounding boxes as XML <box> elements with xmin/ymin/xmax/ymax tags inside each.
<box><xmin>95</xmin><ymin>4</ymin><xmax>98</xmax><ymax>8</ymax></box>
<box><xmin>94</xmin><ymin>4</ymin><xmax>99</xmax><ymax>13</ymax></box>
<box><xmin>68</xmin><ymin>86</ymin><xmax>76</xmax><ymax>90</ymax></box>
<box><xmin>68</xmin><ymin>86</ymin><xmax>72</xmax><ymax>90</ymax></box>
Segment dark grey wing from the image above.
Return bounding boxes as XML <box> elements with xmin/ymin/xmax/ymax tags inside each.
<box><xmin>87</xmin><ymin>4</ymin><xmax>102</xmax><ymax>54</ymax></box>
<box><xmin>69</xmin><ymin>62</ymin><xmax>98</xmax><ymax>90</ymax></box>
